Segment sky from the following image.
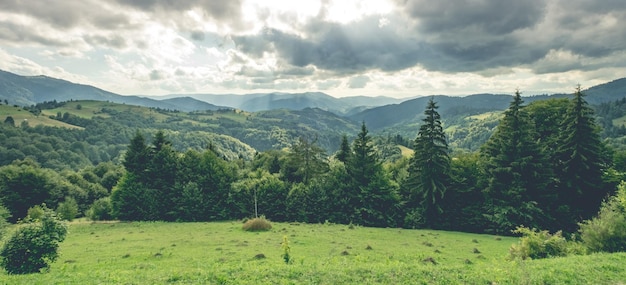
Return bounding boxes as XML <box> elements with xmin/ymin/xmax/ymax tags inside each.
<box><xmin>1</xmin><ymin>0</ymin><xmax>625</xmax><ymax>98</ymax></box>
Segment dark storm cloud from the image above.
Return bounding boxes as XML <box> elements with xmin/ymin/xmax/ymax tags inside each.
<box><xmin>394</xmin><ymin>0</ymin><xmax>551</xmax><ymax>72</ymax></box>
<box><xmin>400</xmin><ymin>0</ymin><xmax>546</xmax><ymax>35</ymax></box>
<box><xmin>0</xmin><ymin>0</ymin><xmax>132</xmax><ymax>29</ymax></box>
<box><xmin>234</xmin><ymin>17</ymin><xmax>423</xmax><ymax>75</ymax></box>
<box><xmin>233</xmin><ymin>0</ymin><xmax>626</xmax><ymax>76</ymax></box>
<box><xmin>0</xmin><ymin>21</ymin><xmax>70</xmax><ymax>47</ymax></box>
<box><xmin>115</xmin><ymin>0</ymin><xmax>243</xmax><ymax>25</ymax></box>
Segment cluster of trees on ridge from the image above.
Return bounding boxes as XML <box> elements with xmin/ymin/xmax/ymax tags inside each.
<box><xmin>1</xmin><ymin>87</ymin><xmax>625</xmax><ymax>236</ymax></box>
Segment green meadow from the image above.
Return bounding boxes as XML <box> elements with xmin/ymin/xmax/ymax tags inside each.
<box><xmin>1</xmin><ymin>221</ymin><xmax>625</xmax><ymax>284</ymax></box>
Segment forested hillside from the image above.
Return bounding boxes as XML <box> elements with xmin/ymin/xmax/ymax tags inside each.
<box><xmin>2</xmin><ymin>87</ymin><xmax>626</xmax><ymax>239</ymax></box>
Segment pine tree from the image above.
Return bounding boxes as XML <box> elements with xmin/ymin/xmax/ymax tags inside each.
<box><xmin>481</xmin><ymin>90</ymin><xmax>551</xmax><ymax>234</ymax></box>
<box><xmin>123</xmin><ymin>131</ymin><xmax>149</xmax><ymax>176</ymax></box>
<box><xmin>145</xmin><ymin>131</ymin><xmax>178</xmax><ymax>220</ymax></box>
<box><xmin>335</xmin><ymin>134</ymin><xmax>352</xmax><ymax>164</ymax></box>
<box><xmin>555</xmin><ymin>86</ymin><xmax>609</xmax><ymax>231</ymax></box>
<box><xmin>347</xmin><ymin>122</ymin><xmax>399</xmax><ymax>227</ymax></box>
<box><xmin>404</xmin><ymin>98</ymin><xmax>450</xmax><ymax>227</ymax></box>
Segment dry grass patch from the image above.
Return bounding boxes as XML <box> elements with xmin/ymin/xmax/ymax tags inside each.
<box><xmin>242</xmin><ymin>217</ymin><xmax>272</xmax><ymax>232</ymax></box>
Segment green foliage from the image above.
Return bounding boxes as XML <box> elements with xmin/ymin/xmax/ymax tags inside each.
<box><xmin>508</xmin><ymin>226</ymin><xmax>573</xmax><ymax>260</ymax></box>
<box><xmin>282</xmin><ymin>137</ymin><xmax>328</xmax><ymax>185</ymax></box>
<box><xmin>26</xmin><ymin>205</ymin><xmax>46</xmax><ymax>222</ymax></box>
<box><xmin>242</xmin><ymin>217</ymin><xmax>272</xmax><ymax>232</ymax></box>
<box><xmin>0</xmin><ymin>204</ymin><xmax>10</xmax><ymax>239</ymax></box>
<box><xmin>404</xmin><ymin>98</ymin><xmax>451</xmax><ymax>227</ymax></box>
<box><xmin>86</xmin><ymin>197</ymin><xmax>113</xmax><ymax>221</ymax></box>
<box><xmin>0</xmin><ymin>205</ymin><xmax>68</xmax><ymax>274</ymax></box>
<box><xmin>481</xmin><ymin>91</ymin><xmax>551</xmax><ymax>234</ymax></box>
<box><xmin>579</xmin><ymin>182</ymin><xmax>626</xmax><ymax>253</ymax></box>
<box><xmin>55</xmin><ymin>197</ymin><xmax>79</xmax><ymax>221</ymax></box>
<box><xmin>347</xmin><ymin>122</ymin><xmax>400</xmax><ymax>227</ymax></box>
<box><xmin>4</xmin><ymin>116</ymin><xmax>15</xmax><ymax>127</ymax></box>
<box><xmin>335</xmin><ymin>134</ymin><xmax>352</xmax><ymax>163</ymax></box>
<box><xmin>555</xmin><ymin>86</ymin><xmax>609</xmax><ymax>231</ymax></box>
<box><xmin>233</xmin><ymin>170</ymin><xmax>287</xmax><ymax>221</ymax></box>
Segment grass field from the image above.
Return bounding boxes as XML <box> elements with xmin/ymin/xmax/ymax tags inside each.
<box><xmin>1</xmin><ymin>221</ymin><xmax>625</xmax><ymax>284</ymax></box>
<box><xmin>0</xmin><ymin>105</ymin><xmax>82</xmax><ymax>129</ymax></box>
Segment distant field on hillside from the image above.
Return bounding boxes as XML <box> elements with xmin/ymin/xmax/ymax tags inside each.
<box><xmin>0</xmin><ymin>105</ymin><xmax>82</xmax><ymax>129</ymax></box>
<box><xmin>1</xmin><ymin>221</ymin><xmax>624</xmax><ymax>284</ymax></box>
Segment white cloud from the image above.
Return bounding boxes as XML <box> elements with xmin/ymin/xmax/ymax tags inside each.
<box><xmin>1</xmin><ymin>0</ymin><xmax>626</xmax><ymax>97</ymax></box>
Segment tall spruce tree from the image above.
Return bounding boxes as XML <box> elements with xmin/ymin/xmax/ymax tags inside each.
<box><xmin>335</xmin><ymin>134</ymin><xmax>352</xmax><ymax>164</ymax></box>
<box><xmin>481</xmin><ymin>90</ymin><xmax>551</xmax><ymax>234</ymax></box>
<box><xmin>347</xmin><ymin>122</ymin><xmax>399</xmax><ymax>227</ymax></box>
<box><xmin>555</xmin><ymin>86</ymin><xmax>609</xmax><ymax>231</ymax></box>
<box><xmin>404</xmin><ymin>98</ymin><xmax>450</xmax><ymax>228</ymax></box>
<box><xmin>123</xmin><ymin>131</ymin><xmax>149</xmax><ymax>176</ymax></box>
<box><xmin>146</xmin><ymin>131</ymin><xmax>178</xmax><ymax>220</ymax></box>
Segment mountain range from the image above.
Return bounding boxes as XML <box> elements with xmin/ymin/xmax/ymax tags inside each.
<box><xmin>1</xmin><ymin>69</ymin><xmax>626</xmax><ymax>132</ymax></box>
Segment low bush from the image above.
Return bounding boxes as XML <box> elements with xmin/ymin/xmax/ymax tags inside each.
<box><xmin>579</xmin><ymin>182</ymin><xmax>626</xmax><ymax>253</ymax></box>
<box><xmin>25</xmin><ymin>204</ymin><xmax>45</xmax><ymax>221</ymax></box>
<box><xmin>86</xmin><ymin>197</ymin><xmax>113</xmax><ymax>221</ymax></box>
<box><xmin>242</xmin><ymin>217</ymin><xmax>272</xmax><ymax>232</ymax></box>
<box><xmin>508</xmin><ymin>226</ymin><xmax>571</xmax><ymax>260</ymax></box>
<box><xmin>0</xmin><ymin>205</ymin><xmax>68</xmax><ymax>274</ymax></box>
<box><xmin>56</xmin><ymin>197</ymin><xmax>79</xmax><ymax>221</ymax></box>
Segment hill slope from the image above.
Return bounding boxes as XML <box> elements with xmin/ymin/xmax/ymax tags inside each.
<box><xmin>0</xmin><ymin>70</ymin><xmax>217</xmax><ymax>112</ymax></box>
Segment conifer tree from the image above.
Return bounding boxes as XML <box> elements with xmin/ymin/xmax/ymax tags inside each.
<box><xmin>146</xmin><ymin>131</ymin><xmax>178</xmax><ymax>220</ymax></box>
<box><xmin>481</xmin><ymin>90</ymin><xmax>551</xmax><ymax>234</ymax></box>
<box><xmin>405</xmin><ymin>98</ymin><xmax>450</xmax><ymax>227</ymax></box>
<box><xmin>335</xmin><ymin>134</ymin><xmax>352</xmax><ymax>164</ymax></box>
<box><xmin>123</xmin><ymin>131</ymin><xmax>149</xmax><ymax>176</ymax></box>
<box><xmin>347</xmin><ymin>122</ymin><xmax>399</xmax><ymax>227</ymax></box>
<box><xmin>555</xmin><ymin>86</ymin><xmax>609</xmax><ymax>231</ymax></box>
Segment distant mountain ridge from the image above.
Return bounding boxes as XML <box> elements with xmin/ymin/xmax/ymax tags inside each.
<box><xmin>351</xmin><ymin>80</ymin><xmax>626</xmax><ymax>131</ymax></box>
<box><xmin>2</xmin><ymin>69</ymin><xmax>626</xmax><ymax>130</ymax></box>
<box><xmin>148</xmin><ymin>92</ymin><xmax>406</xmax><ymax>115</ymax></box>
<box><xmin>0</xmin><ymin>70</ymin><xmax>222</xmax><ymax>112</ymax></box>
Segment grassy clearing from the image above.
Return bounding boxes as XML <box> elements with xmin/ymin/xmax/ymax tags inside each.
<box><xmin>0</xmin><ymin>105</ymin><xmax>82</xmax><ymax>129</ymax></box>
<box><xmin>398</xmin><ymin>145</ymin><xmax>414</xmax><ymax>157</ymax></box>
<box><xmin>466</xmin><ymin>111</ymin><xmax>502</xmax><ymax>121</ymax></box>
<box><xmin>613</xmin><ymin>115</ymin><xmax>626</xmax><ymax>127</ymax></box>
<box><xmin>0</xmin><ymin>221</ymin><xmax>625</xmax><ymax>284</ymax></box>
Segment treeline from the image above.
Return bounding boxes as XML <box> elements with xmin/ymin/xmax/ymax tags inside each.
<box><xmin>1</xmin><ymin>88</ymin><xmax>624</xmax><ymax>236</ymax></box>
<box><xmin>106</xmin><ymin>88</ymin><xmax>620</xmax><ymax>234</ymax></box>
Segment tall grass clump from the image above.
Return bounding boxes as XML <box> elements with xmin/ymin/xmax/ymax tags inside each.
<box><xmin>579</xmin><ymin>181</ymin><xmax>626</xmax><ymax>253</ymax></box>
<box><xmin>242</xmin><ymin>216</ymin><xmax>272</xmax><ymax>232</ymax></box>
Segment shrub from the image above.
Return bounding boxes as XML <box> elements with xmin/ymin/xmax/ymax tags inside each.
<box><xmin>26</xmin><ymin>204</ymin><xmax>45</xmax><ymax>221</ymax></box>
<box><xmin>56</xmin><ymin>197</ymin><xmax>79</xmax><ymax>221</ymax></box>
<box><xmin>242</xmin><ymin>217</ymin><xmax>272</xmax><ymax>232</ymax></box>
<box><xmin>579</xmin><ymin>182</ymin><xmax>626</xmax><ymax>253</ymax></box>
<box><xmin>0</xmin><ymin>204</ymin><xmax>10</xmax><ymax>239</ymax></box>
<box><xmin>86</xmin><ymin>197</ymin><xmax>113</xmax><ymax>221</ymax></box>
<box><xmin>508</xmin><ymin>226</ymin><xmax>570</xmax><ymax>260</ymax></box>
<box><xmin>0</xmin><ymin>205</ymin><xmax>68</xmax><ymax>274</ymax></box>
